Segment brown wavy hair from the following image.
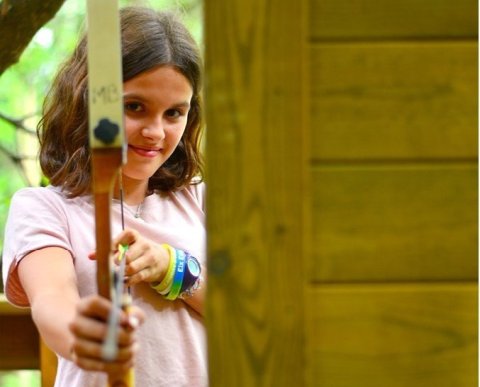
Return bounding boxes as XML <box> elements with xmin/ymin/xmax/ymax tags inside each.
<box><xmin>38</xmin><ymin>7</ymin><xmax>204</xmax><ymax>197</ymax></box>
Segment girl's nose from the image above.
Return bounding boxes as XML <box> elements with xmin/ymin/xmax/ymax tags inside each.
<box><xmin>141</xmin><ymin>120</ymin><xmax>165</xmax><ymax>140</ymax></box>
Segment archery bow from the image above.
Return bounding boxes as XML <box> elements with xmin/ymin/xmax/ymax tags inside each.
<box><xmin>86</xmin><ymin>1</ymin><xmax>133</xmax><ymax>386</ymax></box>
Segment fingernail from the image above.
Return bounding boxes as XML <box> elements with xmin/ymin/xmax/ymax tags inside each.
<box><xmin>128</xmin><ymin>315</ymin><xmax>140</xmax><ymax>329</ymax></box>
<box><xmin>132</xmin><ymin>342</ymin><xmax>140</xmax><ymax>354</ymax></box>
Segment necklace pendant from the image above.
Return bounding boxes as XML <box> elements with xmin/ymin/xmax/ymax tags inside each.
<box><xmin>134</xmin><ymin>202</ymin><xmax>143</xmax><ymax>218</ymax></box>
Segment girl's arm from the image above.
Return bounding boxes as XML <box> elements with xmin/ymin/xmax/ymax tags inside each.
<box><xmin>18</xmin><ymin>246</ymin><xmax>143</xmax><ymax>374</ymax></box>
<box><xmin>18</xmin><ymin>246</ymin><xmax>79</xmax><ymax>359</ymax></box>
<box><xmin>179</xmin><ymin>270</ymin><xmax>205</xmax><ymax>316</ymax></box>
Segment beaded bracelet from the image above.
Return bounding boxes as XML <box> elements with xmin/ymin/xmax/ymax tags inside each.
<box><xmin>179</xmin><ymin>275</ymin><xmax>202</xmax><ymax>300</ymax></box>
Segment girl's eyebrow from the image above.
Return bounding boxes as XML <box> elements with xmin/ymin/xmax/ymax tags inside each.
<box><xmin>123</xmin><ymin>92</ymin><xmax>146</xmax><ymax>100</ymax></box>
<box><xmin>123</xmin><ymin>93</ymin><xmax>191</xmax><ymax>108</ymax></box>
<box><xmin>123</xmin><ymin>93</ymin><xmax>190</xmax><ymax>109</ymax></box>
<box><xmin>171</xmin><ymin>101</ymin><xmax>191</xmax><ymax>109</ymax></box>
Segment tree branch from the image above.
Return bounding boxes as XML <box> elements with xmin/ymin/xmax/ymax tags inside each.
<box><xmin>0</xmin><ymin>141</ymin><xmax>36</xmax><ymax>185</ymax></box>
<box><xmin>0</xmin><ymin>0</ymin><xmax>66</xmax><ymax>75</ymax></box>
<box><xmin>0</xmin><ymin>111</ymin><xmax>37</xmax><ymax>135</ymax></box>
<box><xmin>0</xmin><ymin>142</ymin><xmax>36</xmax><ymax>162</ymax></box>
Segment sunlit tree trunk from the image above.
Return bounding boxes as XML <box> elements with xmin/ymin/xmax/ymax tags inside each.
<box><xmin>0</xmin><ymin>0</ymin><xmax>66</xmax><ymax>75</ymax></box>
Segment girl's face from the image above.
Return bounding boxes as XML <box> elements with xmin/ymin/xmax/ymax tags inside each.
<box><xmin>121</xmin><ymin>65</ymin><xmax>193</xmax><ymax>185</ymax></box>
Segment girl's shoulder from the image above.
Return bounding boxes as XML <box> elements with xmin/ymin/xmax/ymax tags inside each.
<box><xmin>12</xmin><ymin>185</ymin><xmax>63</xmax><ymax>205</ymax></box>
<box><xmin>11</xmin><ymin>185</ymin><xmax>91</xmax><ymax>213</ymax></box>
<box><xmin>13</xmin><ymin>185</ymin><xmax>62</xmax><ymax>205</ymax></box>
<box><xmin>153</xmin><ymin>178</ymin><xmax>205</xmax><ymax>212</ymax></box>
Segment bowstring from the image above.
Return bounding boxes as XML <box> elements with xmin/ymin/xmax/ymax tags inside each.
<box><xmin>119</xmin><ymin>171</ymin><xmax>132</xmax><ymax>296</ymax></box>
<box><xmin>102</xmin><ymin>171</ymin><xmax>131</xmax><ymax>361</ymax></box>
<box><xmin>119</xmin><ymin>171</ymin><xmax>126</xmax><ymax>231</ymax></box>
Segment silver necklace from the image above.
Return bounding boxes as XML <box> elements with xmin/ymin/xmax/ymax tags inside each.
<box><xmin>119</xmin><ymin>200</ymin><xmax>144</xmax><ymax>219</ymax></box>
<box><xmin>118</xmin><ymin>174</ymin><xmax>145</xmax><ymax>223</ymax></box>
<box><xmin>134</xmin><ymin>202</ymin><xmax>143</xmax><ymax>218</ymax></box>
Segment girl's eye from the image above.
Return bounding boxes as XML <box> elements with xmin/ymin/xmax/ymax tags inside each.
<box><xmin>125</xmin><ymin>102</ymin><xmax>143</xmax><ymax>112</ymax></box>
<box><xmin>165</xmin><ymin>109</ymin><xmax>181</xmax><ymax>119</ymax></box>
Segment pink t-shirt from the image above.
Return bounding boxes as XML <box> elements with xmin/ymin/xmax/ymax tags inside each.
<box><xmin>2</xmin><ymin>184</ymin><xmax>207</xmax><ymax>387</ymax></box>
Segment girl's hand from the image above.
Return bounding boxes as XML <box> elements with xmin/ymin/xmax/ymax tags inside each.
<box><xmin>68</xmin><ymin>295</ymin><xmax>145</xmax><ymax>374</ymax></box>
<box><xmin>112</xmin><ymin>228</ymin><xmax>170</xmax><ymax>286</ymax></box>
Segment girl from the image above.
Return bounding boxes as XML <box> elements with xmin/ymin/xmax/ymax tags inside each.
<box><xmin>2</xmin><ymin>7</ymin><xmax>207</xmax><ymax>386</ymax></box>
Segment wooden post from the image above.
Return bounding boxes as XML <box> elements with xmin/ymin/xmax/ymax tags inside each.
<box><xmin>40</xmin><ymin>339</ymin><xmax>57</xmax><ymax>387</ymax></box>
<box><xmin>204</xmin><ymin>0</ymin><xmax>308</xmax><ymax>386</ymax></box>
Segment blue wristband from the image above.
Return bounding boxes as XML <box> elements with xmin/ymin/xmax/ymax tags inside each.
<box><xmin>165</xmin><ymin>249</ymin><xmax>186</xmax><ymax>300</ymax></box>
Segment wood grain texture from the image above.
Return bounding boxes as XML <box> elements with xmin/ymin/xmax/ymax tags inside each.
<box><xmin>0</xmin><ymin>297</ymin><xmax>39</xmax><ymax>369</ymax></box>
<box><xmin>40</xmin><ymin>339</ymin><xmax>57</xmax><ymax>387</ymax></box>
<box><xmin>0</xmin><ymin>294</ymin><xmax>30</xmax><ymax>315</ymax></box>
<box><xmin>0</xmin><ymin>314</ymin><xmax>39</xmax><ymax>369</ymax></box>
<box><xmin>204</xmin><ymin>1</ymin><xmax>477</xmax><ymax>387</ymax></box>
<box><xmin>309</xmin><ymin>0</ymin><xmax>478</xmax><ymax>40</ymax></box>
<box><xmin>306</xmin><ymin>284</ymin><xmax>478</xmax><ymax>387</ymax></box>
<box><xmin>311</xmin><ymin>163</ymin><xmax>477</xmax><ymax>282</ymax></box>
<box><xmin>204</xmin><ymin>0</ymin><xmax>307</xmax><ymax>386</ymax></box>
<box><xmin>310</xmin><ymin>42</ymin><xmax>477</xmax><ymax>160</ymax></box>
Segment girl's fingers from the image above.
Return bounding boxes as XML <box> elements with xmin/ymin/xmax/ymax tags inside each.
<box><xmin>122</xmin><ymin>243</ymin><xmax>148</xmax><ymax>265</ymax></box>
<box><xmin>125</xmin><ymin>244</ymin><xmax>167</xmax><ymax>284</ymax></box>
<box><xmin>69</xmin><ymin>314</ymin><xmax>108</xmax><ymax>342</ymax></box>
<box><xmin>111</xmin><ymin>230</ymin><xmax>168</xmax><ymax>285</ymax></box>
<box><xmin>69</xmin><ymin>298</ymin><xmax>144</xmax><ymax>371</ymax></box>
<box><xmin>126</xmin><ymin>256</ymin><xmax>164</xmax><ymax>285</ymax></box>
<box><xmin>71</xmin><ymin>295</ymin><xmax>139</xmax><ymax>343</ymax></box>
<box><xmin>72</xmin><ymin>336</ymin><xmax>137</xmax><ymax>363</ymax></box>
<box><xmin>123</xmin><ymin>305</ymin><xmax>146</xmax><ymax>331</ymax></box>
<box><xmin>70</xmin><ymin>315</ymin><xmax>136</xmax><ymax>347</ymax></box>
<box><xmin>125</xmin><ymin>253</ymin><xmax>151</xmax><ymax>276</ymax></box>
<box><xmin>126</xmin><ymin>270</ymin><xmax>149</xmax><ymax>286</ymax></box>
<box><xmin>72</xmin><ymin>350</ymin><xmax>135</xmax><ymax>374</ymax></box>
<box><xmin>112</xmin><ymin>229</ymin><xmax>139</xmax><ymax>250</ymax></box>
<box><xmin>77</xmin><ymin>295</ymin><xmax>111</xmax><ymax>320</ymax></box>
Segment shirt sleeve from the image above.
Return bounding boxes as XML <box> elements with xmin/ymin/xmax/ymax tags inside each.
<box><xmin>2</xmin><ymin>187</ymin><xmax>74</xmax><ymax>307</ymax></box>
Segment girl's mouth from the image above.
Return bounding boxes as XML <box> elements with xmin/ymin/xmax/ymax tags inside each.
<box><xmin>129</xmin><ymin>145</ymin><xmax>161</xmax><ymax>158</ymax></box>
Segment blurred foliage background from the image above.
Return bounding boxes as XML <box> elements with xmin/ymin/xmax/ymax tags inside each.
<box><xmin>0</xmin><ymin>0</ymin><xmax>201</xmax><ymax>385</ymax></box>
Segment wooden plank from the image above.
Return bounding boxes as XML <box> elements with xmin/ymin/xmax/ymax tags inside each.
<box><xmin>311</xmin><ymin>164</ymin><xmax>477</xmax><ymax>282</ymax></box>
<box><xmin>40</xmin><ymin>339</ymin><xmax>57</xmax><ymax>387</ymax></box>
<box><xmin>0</xmin><ymin>297</ymin><xmax>42</xmax><ymax>371</ymax></box>
<box><xmin>0</xmin><ymin>298</ymin><xmax>57</xmax><ymax>382</ymax></box>
<box><xmin>204</xmin><ymin>0</ymin><xmax>307</xmax><ymax>386</ymax></box>
<box><xmin>306</xmin><ymin>284</ymin><xmax>478</xmax><ymax>387</ymax></box>
<box><xmin>310</xmin><ymin>42</ymin><xmax>477</xmax><ymax>160</ymax></box>
<box><xmin>309</xmin><ymin>0</ymin><xmax>478</xmax><ymax>40</ymax></box>
<box><xmin>0</xmin><ymin>294</ymin><xmax>30</xmax><ymax>315</ymax></box>
<box><xmin>0</xmin><ymin>314</ymin><xmax>39</xmax><ymax>369</ymax></box>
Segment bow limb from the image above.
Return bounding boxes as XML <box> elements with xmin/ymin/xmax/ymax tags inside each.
<box><xmin>91</xmin><ymin>152</ymin><xmax>121</xmax><ymax>299</ymax></box>
<box><xmin>86</xmin><ymin>1</ymin><xmax>133</xmax><ymax>386</ymax></box>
